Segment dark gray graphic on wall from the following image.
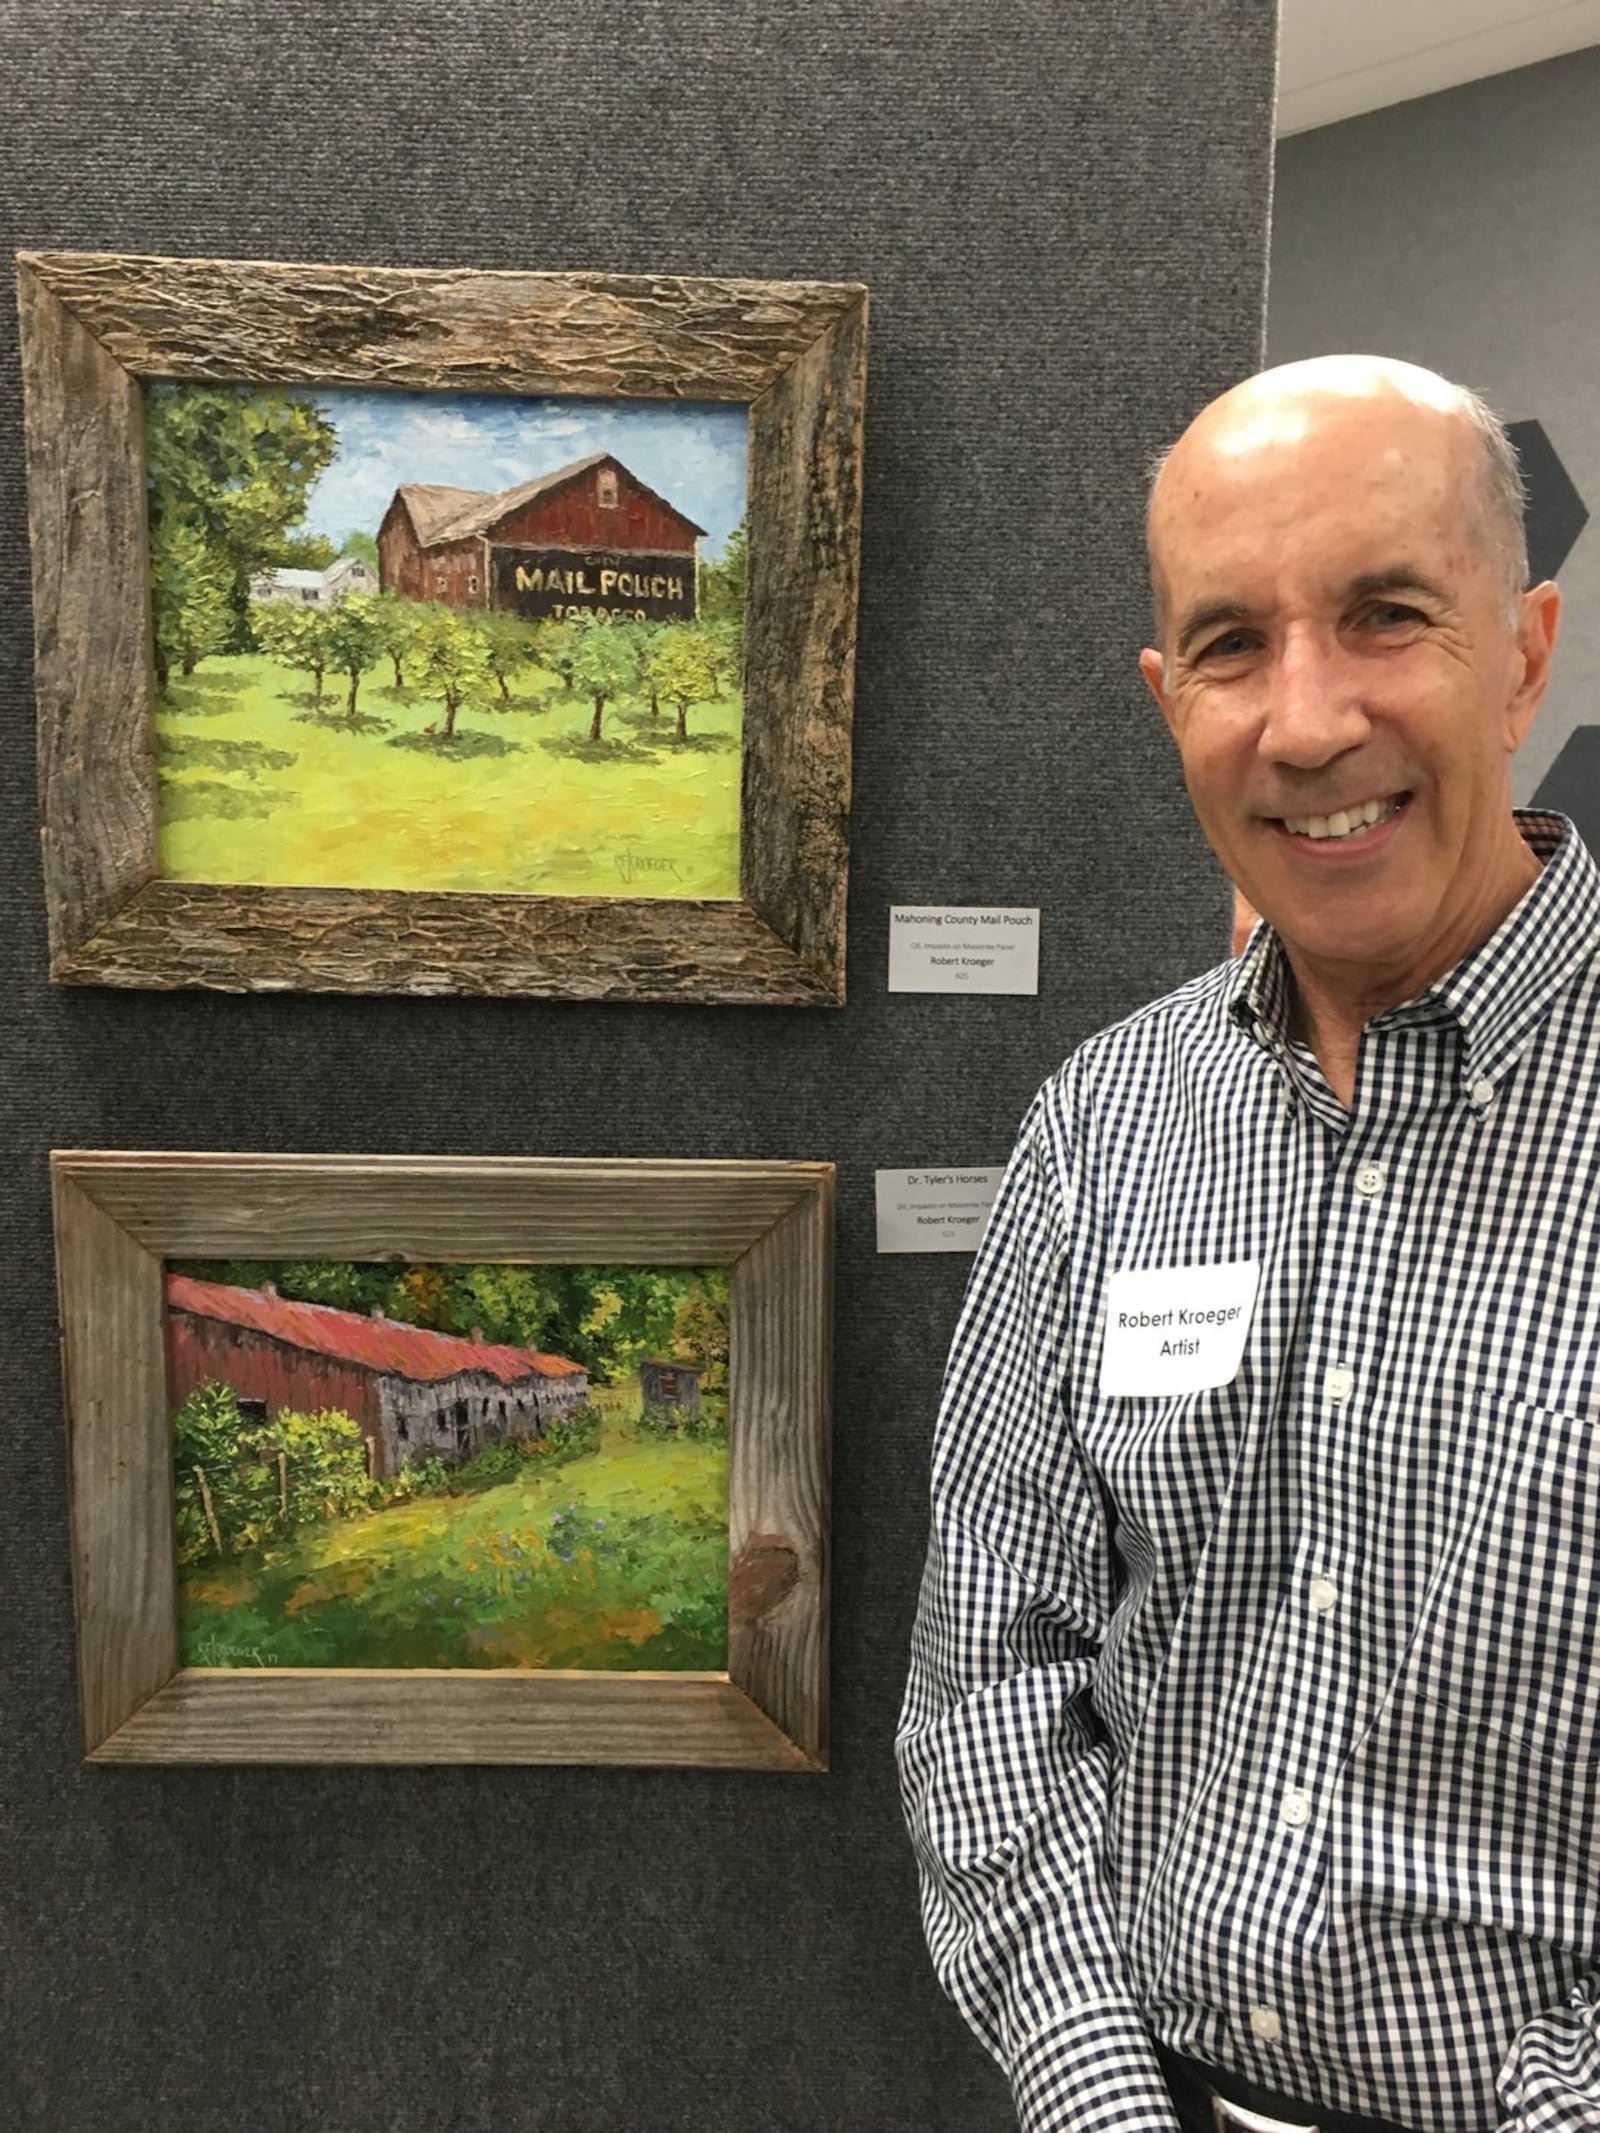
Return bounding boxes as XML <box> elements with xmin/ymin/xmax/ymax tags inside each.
<box><xmin>1512</xmin><ymin>419</ymin><xmax>1596</xmax><ymax>842</ymax></box>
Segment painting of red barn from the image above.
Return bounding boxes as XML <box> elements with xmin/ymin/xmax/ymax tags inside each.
<box><xmin>379</xmin><ymin>453</ymin><xmax>705</xmax><ymax>625</ymax></box>
<box><xmin>166</xmin><ymin>1257</ymin><xmax>731</xmax><ymax>1673</ymax></box>
<box><xmin>148</xmin><ymin>385</ymin><xmax>748</xmax><ymax>901</ymax></box>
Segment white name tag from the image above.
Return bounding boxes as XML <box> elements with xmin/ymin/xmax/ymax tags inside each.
<box><xmin>1099</xmin><ymin>1261</ymin><xmax>1261</xmax><ymax>1397</ymax></box>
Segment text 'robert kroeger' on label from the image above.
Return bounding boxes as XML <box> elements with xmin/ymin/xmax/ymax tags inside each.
<box><xmin>1099</xmin><ymin>1261</ymin><xmax>1261</xmax><ymax>1396</ymax></box>
<box><xmin>887</xmin><ymin>906</ymin><xmax>1041</xmax><ymax>995</ymax></box>
<box><xmin>875</xmin><ymin>1167</ymin><xmax>1006</xmax><ymax>1253</ymax></box>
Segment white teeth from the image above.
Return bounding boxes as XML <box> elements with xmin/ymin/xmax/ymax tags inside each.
<box><xmin>1283</xmin><ymin>797</ymin><xmax>1397</xmax><ymax>840</ymax></box>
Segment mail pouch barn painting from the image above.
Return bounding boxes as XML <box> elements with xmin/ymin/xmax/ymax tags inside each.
<box><xmin>147</xmin><ymin>384</ymin><xmax>749</xmax><ymax>902</ymax></box>
<box><xmin>165</xmin><ymin>1257</ymin><xmax>733</xmax><ymax>1673</ymax></box>
<box><xmin>379</xmin><ymin>453</ymin><xmax>704</xmax><ymax>624</ymax></box>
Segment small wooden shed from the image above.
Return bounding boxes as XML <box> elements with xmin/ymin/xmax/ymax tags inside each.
<box><xmin>639</xmin><ymin>1358</ymin><xmax>701</xmax><ymax>1422</ymax></box>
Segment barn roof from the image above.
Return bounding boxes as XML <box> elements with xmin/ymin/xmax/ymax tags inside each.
<box><xmin>393</xmin><ymin>453</ymin><xmax>707</xmax><ymax>549</ymax></box>
<box><xmin>256</xmin><ymin>567</ymin><xmax>326</xmax><ymax>591</ymax></box>
<box><xmin>391</xmin><ymin>483</ymin><xmax>494</xmax><ymax>545</ymax></box>
<box><xmin>167</xmin><ymin>1275</ymin><xmax>587</xmax><ymax>1386</ymax></box>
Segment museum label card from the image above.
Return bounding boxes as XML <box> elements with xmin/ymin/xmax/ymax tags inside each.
<box><xmin>888</xmin><ymin>906</ymin><xmax>1040</xmax><ymax>994</ymax></box>
<box><xmin>1099</xmin><ymin>1261</ymin><xmax>1261</xmax><ymax>1396</ymax></box>
<box><xmin>875</xmin><ymin>1167</ymin><xmax>1006</xmax><ymax>1253</ymax></box>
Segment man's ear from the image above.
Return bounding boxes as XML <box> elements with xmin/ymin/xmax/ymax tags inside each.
<box><xmin>1506</xmin><ymin>580</ymin><xmax>1561</xmax><ymax>753</ymax></box>
<box><xmin>1139</xmin><ymin>646</ymin><xmax>1177</xmax><ymax>737</ymax></box>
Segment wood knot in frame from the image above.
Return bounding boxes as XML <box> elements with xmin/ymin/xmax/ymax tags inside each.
<box><xmin>729</xmin><ymin>1534</ymin><xmax>801</xmax><ymax>1623</ymax></box>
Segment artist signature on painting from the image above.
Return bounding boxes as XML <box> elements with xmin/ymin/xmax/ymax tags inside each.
<box><xmin>194</xmin><ymin>1637</ymin><xmax>277</xmax><ymax>1667</ymax></box>
<box><xmin>614</xmin><ymin>850</ymin><xmax>683</xmax><ymax>886</ymax></box>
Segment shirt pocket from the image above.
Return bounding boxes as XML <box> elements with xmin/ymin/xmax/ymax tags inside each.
<box><xmin>1395</xmin><ymin>1391</ymin><xmax>1600</xmax><ymax>1769</ymax></box>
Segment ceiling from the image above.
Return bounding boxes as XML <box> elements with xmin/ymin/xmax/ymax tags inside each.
<box><xmin>1277</xmin><ymin>0</ymin><xmax>1600</xmax><ymax>134</ymax></box>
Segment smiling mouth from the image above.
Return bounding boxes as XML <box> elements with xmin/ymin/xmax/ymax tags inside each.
<box><xmin>1277</xmin><ymin>794</ymin><xmax>1409</xmax><ymax>841</ymax></box>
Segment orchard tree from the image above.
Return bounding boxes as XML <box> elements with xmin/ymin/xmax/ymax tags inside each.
<box><xmin>567</xmin><ymin>618</ymin><xmax>640</xmax><ymax>744</ymax></box>
<box><xmin>252</xmin><ymin>600</ymin><xmax>333</xmax><ymax>706</ymax></box>
<box><xmin>372</xmin><ymin>591</ymin><xmax>423</xmax><ymax>687</ymax></box>
<box><xmin>613</xmin><ymin>621</ymin><xmax>661</xmax><ymax>718</ymax></box>
<box><xmin>320</xmin><ymin>595</ymin><xmax>387</xmax><ymax>722</ymax></box>
<box><xmin>145</xmin><ymin>384</ymin><xmax>338</xmax><ymax>645</ymax></box>
<box><xmin>149</xmin><ymin>515</ymin><xmax>233</xmax><ymax>693</ymax></box>
<box><xmin>700</xmin><ymin>616</ymin><xmax>742</xmax><ymax>700</ymax></box>
<box><xmin>406</xmin><ymin>607</ymin><xmax>492</xmax><ymax>737</ymax></box>
<box><xmin>648</xmin><ymin>623</ymin><xmax>720</xmax><ymax>739</ymax></box>
<box><xmin>529</xmin><ymin>616</ymin><xmax>582</xmax><ymax>696</ymax></box>
<box><xmin>478</xmin><ymin>610</ymin><xmax>538</xmax><ymax>704</ymax></box>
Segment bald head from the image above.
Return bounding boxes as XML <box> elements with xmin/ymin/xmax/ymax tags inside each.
<box><xmin>1148</xmin><ymin>356</ymin><xmax>1527</xmax><ymax>630</ymax></box>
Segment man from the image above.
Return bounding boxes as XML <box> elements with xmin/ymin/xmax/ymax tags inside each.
<box><xmin>896</xmin><ymin>356</ymin><xmax>1600</xmax><ymax>2133</ymax></box>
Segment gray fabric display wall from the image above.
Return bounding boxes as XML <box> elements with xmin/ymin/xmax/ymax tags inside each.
<box><xmin>1269</xmin><ymin>47</ymin><xmax>1600</xmax><ymax>825</ymax></box>
<box><xmin>0</xmin><ymin>6</ymin><xmax>1274</xmax><ymax>2128</ymax></box>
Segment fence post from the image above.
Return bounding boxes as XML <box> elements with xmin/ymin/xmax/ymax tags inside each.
<box><xmin>193</xmin><ymin>1464</ymin><xmax>223</xmax><ymax>1556</ymax></box>
<box><xmin>276</xmin><ymin>1449</ymin><xmax>288</xmax><ymax>1520</ymax></box>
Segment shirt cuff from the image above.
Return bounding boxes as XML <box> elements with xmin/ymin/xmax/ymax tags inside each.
<box><xmin>1009</xmin><ymin>2002</ymin><xmax>1183</xmax><ymax>2133</ymax></box>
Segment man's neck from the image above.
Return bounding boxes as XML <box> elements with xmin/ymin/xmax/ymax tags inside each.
<box><xmin>1281</xmin><ymin>836</ymin><xmax>1543</xmax><ymax>1108</ymax></box>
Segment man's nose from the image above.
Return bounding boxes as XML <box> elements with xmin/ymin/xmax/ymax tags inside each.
<box><xmin>1259</xmin><ymin>632</ymin><xmax>1371</xmax><ymax>768</ymax></box>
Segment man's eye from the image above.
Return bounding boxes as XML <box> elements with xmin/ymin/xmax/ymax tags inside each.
<box><xmin>1365</xmin><ymin>601</ymin><xmax>1425</xmax><ymax>628</ymax></box>
<box><xmin>1198</xmin><ymin>629</ymin><xmax>1255</xmax><ymax>661</ymax></box>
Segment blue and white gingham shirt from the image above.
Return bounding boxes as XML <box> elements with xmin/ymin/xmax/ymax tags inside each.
<box><xmin>897</xmin><ymin>813</ymin><xmax>1600</xmax><ymax>2133</ymax></box>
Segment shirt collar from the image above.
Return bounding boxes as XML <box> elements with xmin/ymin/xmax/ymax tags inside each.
<box><xmin>1226</xmin><ymin>811</ymin><xmax>1600</xmax><ymax>1089</ymax></box>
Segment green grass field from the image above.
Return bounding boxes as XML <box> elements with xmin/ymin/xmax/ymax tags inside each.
<box><xmin>155</xmin><ymin>652</ymin><xmax>741</xmax><ymax>898</ymax></box>
<box><xmin>177</xmin><ymin>1390</ymin><xmax>729</xmax><ymax>1671</ymax></box>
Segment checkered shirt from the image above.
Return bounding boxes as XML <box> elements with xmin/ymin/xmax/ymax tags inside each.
<box><xmin>897</xmin><ymin>813</ymin><xmax>1600</xmax><ymax>2133</ymax></box>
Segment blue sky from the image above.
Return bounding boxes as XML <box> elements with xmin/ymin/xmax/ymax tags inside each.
<box><xmin>296</xmin><ymin>389</ymin><xmax>749</xmax><ymax>556</ymax></box>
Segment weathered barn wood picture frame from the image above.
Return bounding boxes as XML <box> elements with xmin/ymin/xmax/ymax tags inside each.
<box><xmin>17</xmin><ymin>251</ymin><xmax>867</xmax><ymax>1003</ymax></box>
<box><xmin>52</xmin><ymin>1151</ymin><xmax>833</xmax><ymax>1766</ymax></box>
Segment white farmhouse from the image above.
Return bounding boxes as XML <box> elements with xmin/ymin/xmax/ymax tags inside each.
<box><xmin>249</xmin><ymin>554</ymin><xmax>378</xmax><ymax>607</ymax></box>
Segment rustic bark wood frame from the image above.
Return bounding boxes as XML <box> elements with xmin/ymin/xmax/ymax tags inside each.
<box><xmin>17</xmin><ymin>251</ymin><xmax>867</xmax><ymax>1003</ymax></box>
<box><xmin>52</xmin><ymin>1151</ymin><xmax>833</xmax><ymax>1766</ymax></box>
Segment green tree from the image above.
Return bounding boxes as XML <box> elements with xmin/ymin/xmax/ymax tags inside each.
<box><xmin>371</xmin><ymin>591</ymin><xmax>423</xmax><ymax>687</ymax></box>
<box><xmin>171</xmin><ymin>1381</ymin><xmax>375</xmax><ymax>1561</ymax></box>
<box><xmin>567</xmin><ymin>618</ymin><xmax>640</xmax><ymax>743</ymax></box>
<box><xmin>530</xmin><ymin>616</ymin><xmax>582</xmax><ymax>696</ymax></box>
<box><xmin>273</xmin><ymin>531</ymin><xmax>339</xmax><ymax>572</ymax></box>
<box><xmin>406</xmin><ymin>607</ymin><xmax>493</xmax><ymax>737</ymax></box>
<box><xmin>252</xmin><ymin>599</ymin><xmax>334</xmax><ymax>706</ymax></box>
<box><xmin>670</xmin><ymin>1270</ymin><xmax>730</xmax><ymax>1389</ymax></box>
<box><xmin>647</xmin><ymin>623</ymin><xmax>721</xmax><ymax>739</ymax></box>
<box><xmin>698</xmin><ymin>518</ymin><xmax>746</xmax><ymax>630</ymax></box>
<box><xmin>478</xmin><ymin>610</ymin><xmax>538</xmax><ymax>704</ymax></box>
<box><xmin>145</xmin><ymin>384</ymin><xmax>339</xmax><ymax>646</ymax></box>
<box><xmin>319</xmin><ymin>594</ymin><xmax>387</xmax><ymax>721</ymax></box>
<box><xmin>149</xmin><ymin>514</ymin><xmax>233</xmax><ymax>693</ymax></box>
<box><xmin>701</xmin><ymin>616</ymin><xmax>742</xmax><ymax>700</ymax></box>
<box><xmin>340</xmin><ymin>529</ymin><xmax>381</xmax><ymax>571</ymax></box>
<box><xmin>612</xmin><ymin>620</ymin><xmax>661</xmax><ymax>718</ymax></box>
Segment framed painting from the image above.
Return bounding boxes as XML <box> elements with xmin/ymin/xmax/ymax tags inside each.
<box><xmin>17</xmin><ymin>251</ymin><xmax>867</xmax><ymax>1003</ymax></box>
<box><xmin>51</xmin><ymin>1151</ymin><xmax>832</xmax><ymax>1766</ymax></box>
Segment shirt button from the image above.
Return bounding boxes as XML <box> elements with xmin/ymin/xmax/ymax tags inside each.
<box><xmin>1354</xmin><ymin>1161</ymin><xmax>1385</xmax><ymax>1197</ymax></box>
<box><xmin>1469</xmin><ymin>1078</ymin><xmax>1495</xmax><ymax>1108</ymax></box>
<box><xmin>1308</xmin><ymin>1577</ymin><xmax>1339</xmax><ymax>1613</ymax></box>
<box><xmin>1249</xmin><ymin>2006</ymin><xmax>1283</xmax><ymax>2043</ymax></box>
<box><xmin>1281</xmin><ymin>1789</ymin><xmax>1312</xmax><ymax>1828</ymax></box>
<box><xmin>1324</xmin><ymin>1364</ymin><xmax>1354</xmax><ymax>1403</ymax></box>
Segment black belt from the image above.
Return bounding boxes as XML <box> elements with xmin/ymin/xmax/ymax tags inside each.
<box><xmin>1155</xmin><ymin>2046</ymin><xmax>1431</xmax><ymax>2133</ymax></box>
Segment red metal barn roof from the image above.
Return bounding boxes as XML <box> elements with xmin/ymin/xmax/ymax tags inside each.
<box><xmin>166</xmin><ymin>1276</ymin><xmax>586</xmax><ymax>1384</ymax></box>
